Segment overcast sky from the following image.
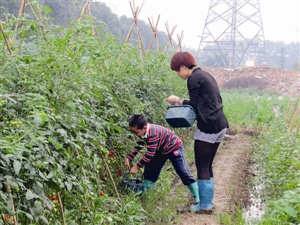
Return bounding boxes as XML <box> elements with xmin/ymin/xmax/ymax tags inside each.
<box><xmin>99</xmin><ymin>0</ymin><xmax>300</xmax><ymax>49</ymax></box>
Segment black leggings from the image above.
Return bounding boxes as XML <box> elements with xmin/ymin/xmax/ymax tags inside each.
<box><xmin>194</xmin><ymin>140</ymin><xmax>220</xmax><ymax>180</ymax></box>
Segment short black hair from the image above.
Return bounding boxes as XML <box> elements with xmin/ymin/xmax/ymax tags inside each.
<box><xmin>129</xmin><ymin>114</ymin><xmax>147</xmax><ymax>129</ymax></box>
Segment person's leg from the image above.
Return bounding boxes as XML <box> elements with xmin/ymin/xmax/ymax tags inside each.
<box><xmin>168</xmin><ymin>145</ymin><xmax>199</xmax><ymax>202</ymax></box>
<box><xmin>191</xmin><ymin>140</ymin><xmax>214</xmax><ymax>212</ymax></box>
<box><xmin>208</xmin><ymin>143</ymin><xmax>220</xmax><ymax>178</ymax></box>
<box><xmin>195</xmin><ymin>140</ymin><xmax>213</xmax><ymax>180</ymax></box>
<box><xmin>209</xmin><ymin>142</ymin><xmax>220</xmax><ymax>203</ymax></box>
<box><xmin>191</xmin><ymin>128</ymin><xmax>227</xmax><ymax>213</ymax></box>
<box><xmin>143</xmin><ymin>150</ymin><xmax>167</xmax><ymax>192</ymax></box>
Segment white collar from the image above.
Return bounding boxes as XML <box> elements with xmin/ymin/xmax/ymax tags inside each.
<box><xmin>141</xmin><ymin>123</ymin><xmax>149</xmax><ymax>139</ymax></box>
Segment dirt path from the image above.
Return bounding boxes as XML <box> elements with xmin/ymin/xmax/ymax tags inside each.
<box><xmin>176</xmin><ymin>128</ymin><xmax>254</xmax><ymax>225</ymax></box>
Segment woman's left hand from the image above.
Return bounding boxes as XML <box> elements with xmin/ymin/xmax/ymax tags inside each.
<box><xmin>166</xmin><ymin>95</ymin><xmax>180</xmax><ymax>105</ymax></box>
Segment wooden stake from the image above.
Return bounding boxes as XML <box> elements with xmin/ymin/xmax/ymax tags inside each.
<box><xmin>12</xmin><ymin>0</ymin><xmax>27</xmax><ymax>45</ymax></box>
<box><xmin>78</xmin><ymin>0</ymin><xmax>88</xmax><ymax>22</ymax></box>
<box><xmin>124</xmin><ymin>0</ymin><xmax>145</xmax><ymax>58</ymax></box>
<box><xmin>57</xmin><ymin>192</ymin><xmax>66</xmax><ymax>225</ymax></box>
<box><xmin>288</xmin><ymin>103</ymin><xmax>300</xmax><ymax>132</ymax></box>
<box><xmin>36</xmin><ymin>4</ymin><xmax>47</xmax><ymax>38</ymax></box>
<box><xmin>163</xmin><ymin>22</ymin><xmax>177</xmax><ymax>52</ymax></box>
<box><xmin>0</xmin><ymin>22</ymin><xmax>13</xmax><ymax>54</ymax></box>
<box><xmin>99</xmin><ymin>149</ymin><xmax>122</xmax><ymax>202</ymax></box>
<box><xmin>5</xmin><ymin>178</ymin><xmax>18</xmax><ymax>225</ymax></box>
<box><xmin>148</xmin><ymin>15</ymin><xmax>160</xmax><ymax>50</ymax></box>
<box><xmin>287</xmin><ymin>97</ymin><xmax>299</xmax><ymax>126</ymax></box>
<box><xmin>177</xmin><ymin>30</ymin><xmax>184</xmax><ymax>52</ymax></box>
<box><xmin>78</xmin><ymin>1</ymin><xmax>98</xmax><ymax>38</ymax></box>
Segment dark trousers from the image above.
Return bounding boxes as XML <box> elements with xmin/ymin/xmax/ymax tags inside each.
<box><xmin>144</xmin><ymin>144</ymin><xmax>196</xmax><ymax>185</ymax></box>
<box><xmin>194</xmin><ymin>140</ymin><xmax>220</xmax><ymax>180</ymax></box>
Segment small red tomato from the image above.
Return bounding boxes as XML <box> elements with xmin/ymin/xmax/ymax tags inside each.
<box><xmin>100</xmin><ymin>191</ymin><xmax>105</xmax><ymax>196</ymax></box>
<box><xmin>83</xmin><ymin>205</ymin><xmax>88</xmax><ymax>210</ymax></box>
<box><xmin>108</xmin><ymin>151</ymin><xmax>114</xmax><ymax>158</ymax></box>
<box><xmin>51</xmin><ymin>195</ymin><xmax>56</xmax><ymax>201</ymax></box>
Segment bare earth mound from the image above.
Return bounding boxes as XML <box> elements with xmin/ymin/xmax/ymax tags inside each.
<box><xmin>176</xmin><ymin>128</ymin><xmax>254</xmax><ymax>225</ymax></box>
<box><xmin>205</xmin><ymin>66</ymin><xmax>299</xmax><ymax>96</ymax></box>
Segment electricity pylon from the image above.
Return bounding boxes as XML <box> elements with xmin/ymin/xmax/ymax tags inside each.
<box><xmin>197</xmin><ymin>0</ymin><xmax>267</xmax><ymax>68</ymax></box>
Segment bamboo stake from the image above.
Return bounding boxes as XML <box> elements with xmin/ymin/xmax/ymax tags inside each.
<box><xmin>5</xmin><ymin>178</ymin><xmax>18</xmax><ymax>225</ymax></box>
<box><xmin>123</xmin><ymin>0</ymin><xmax>145</xmax><ymax>58</ymax></box>
<box><xmin>79</xmin><ymin>1</ymin><xmax>88</xmax><ymax>22</ymax></box>
<box><xmin>288</xmin><ymin>104</ymin><xmax>300</xmax><ymax>132</ymax></box>
<box><xmin>99</xmin><ymin>149</ymin><xmax>122</xmax><ymax>202</ymax></box>
<box><xmin>163</xmin><ymin>22</ymin><xmax>177</xmax><ymax>52</ymax></box>
<box><xmin>119</xmin><ymin>0</ymin><xmax>145</xmax><ymax>62</ymax></box>
<box><xmin>25</xmin><ymin>0</ymin><xmax>47</xmax><ymax>41</ymax></box>
<box><xmin>15</xmin><ymin>0</ymin><xmax>26</xmax><ymax>31</ymax></box>
<box><xmin>57</xmin><ymin>193</ymin><xmax>66</xmax><ymax>225</ymax></box>
<box><xmin>147</xmin><ymin>15</ymin><xmax>160</xmax><ymax>50</ymax></box>
<box><xmin>87</xmin><ymin>2</ymin><xmax>98</xmax><ymax>36</ymax></box>
<box><xmin>12</xmin><ymin>0</ymin><xmax>27</xmax><ymax>44</ymax></box>
<box><xmin>135</xmin><ymin>22</ymin><xmax>145</xmax><ymax>58</ymax></box>
<box><xmin>124</xmin><ymin>22</ymin><xmax>135</xmax><ymax>42</ymax></box>
<box><xmin>27</xmin><ymin>1</ymin><xmax>38</xmax><ymax>20</ymax></box>
<box><xmin>177</xmin><ymin>30</ymin><xmax>184</xmax><ymax>52</ymax></box>
<box><xmin>0</xmin><ymin>22</ymin><xmax>13</xmax><ymax>54</ymax></box>
<box><xmin>287</xmin><ymin>97</ymin><xmax>299</xmax><ymax>126</ymax></box>
<box><xmin>36</xmin><ymin>4</ymin><xmax>47</xmax><ymax>38</ymax></box>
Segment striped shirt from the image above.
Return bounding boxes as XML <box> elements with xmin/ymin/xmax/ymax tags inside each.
<box><xmin>126</xmin><ymin>123</ymin><xmax>182</xmax><ymax>168</ymax></box>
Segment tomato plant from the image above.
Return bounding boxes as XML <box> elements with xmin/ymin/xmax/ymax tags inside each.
<box><xmin>0</xmin><ymin>2</ymin><xmax>182</xmax><ymax>224</ymax></box>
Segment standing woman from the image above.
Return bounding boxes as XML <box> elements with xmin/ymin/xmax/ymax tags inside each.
<box><xmin>166</xmin><ymin>52</ymin><xmax>229</xmax><ymax>214</ymax></box>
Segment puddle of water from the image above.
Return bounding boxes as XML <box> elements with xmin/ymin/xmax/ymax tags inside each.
<box><xmin>243</xmin><ymin>184</ymin><xmax>265</xmax><ymax>223</ymax></box>
<box><xmin>243</xmin><ymin>165</ymin><xmax>265</xmax><ymax>224</ymax></box>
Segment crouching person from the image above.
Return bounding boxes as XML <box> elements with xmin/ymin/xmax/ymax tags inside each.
<box><xmin>125</xmin><ymin>114</ymin><xmax>199</xmax><ymax>203</ymax></box>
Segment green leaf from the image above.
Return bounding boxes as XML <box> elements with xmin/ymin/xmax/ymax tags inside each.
<box><xmin>34</xmin><ymin>115</ymin><xmax>42</xmax><ymax>126</ymax></box>
<box><xmin>30</xmin><ymin>200</ymin><xmax>43</xmax><ymax>219</ymax></box>
<box><xmin>57</xmin><ymin>129</ymin><xmax>67</xmax><ymax>136</ymax></box>
<box><xmin>284</xmin><ymin>204</ymin><xmax>297</xmax><ymax>217</ymax></box>
<box><xmin>26</xmin><ymin>190</ymin><xmax>39</xmax><ymax>200</ymax></box>
<box><xmin>38</xmin><ymin>171</ymin><xmax>48</xmax><ymax>180</ymax></box>
<box><xmin>25</xmin><ymin>213</ymin><xmax>33</xmax><ymax>220</ymax></box>
<box><xmin>0</xmin><ymin>191</ymin><xmax>8</xmax><ymax>201</ymax></box>
<box><xmin>66</xmin><ymin>102</ymin><xmax>77</xmax><ymax>110</ymax></box>
<box><xmin>39</xmin><ymin>215</ymin><xmax>49</xmax><ymax>224</ymax></box>
<box><xmin>64</xmin><ymin>181</ymin><xmax>72</xmax><ymax>191</ymax></box>
<box><xmin>85</xmin><ymin>148</ymin><xmax>92</xmax><ymax>157</ymax></box>
<box><xmin>13</xmin><ymin>160</ymin><xmax>22</xmax><ymax>175</ymax></box>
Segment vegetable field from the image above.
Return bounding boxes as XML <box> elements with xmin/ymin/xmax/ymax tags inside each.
<box><xmin>1</xmin><ymin>3</ymin><xmax>299</xmax><ymax>225</ymax></box>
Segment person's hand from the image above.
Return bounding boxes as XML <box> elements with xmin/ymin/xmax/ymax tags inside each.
<box><xmin>166</xmin><ymin>95</ymin><xmax>180</xmax><ymax>105</ymax></box>
<box><xmin>130</xmin><ymin>165</ymin><xmax>139</xmax><ymax>174</ymax></box>
<box><xmin>125</xmin><ymin>158</ymin><xmax>131</xmax><ymax>171</ymax></box>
